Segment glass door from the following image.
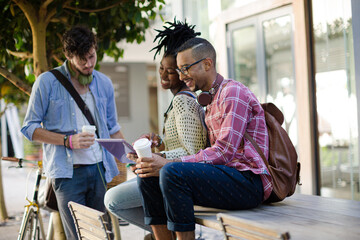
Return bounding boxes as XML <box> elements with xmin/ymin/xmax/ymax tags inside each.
<box><xmin>228</xmin><ymin>21</ymin><xmax>261</xmax><ymax>98</ymax></box>
<box><xmin>227</xmin><ymin>6</ymin><xmax>297</xmax><ymax>145</ymax></box>
<box><xmin>312</xmin><ymin>0</ymin><xmax>359</xmax><ymax>200</ymax></box>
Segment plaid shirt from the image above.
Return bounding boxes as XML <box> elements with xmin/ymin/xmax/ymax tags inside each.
<box><xmin>181</xmin><ymin>75</ymin><xmax>273</xmax><ymax>201</ymax></box>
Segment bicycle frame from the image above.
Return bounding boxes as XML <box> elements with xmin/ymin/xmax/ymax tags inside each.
<box><xmin>2</xmin><ymin>157</ymin><xmax>49</xmax><ymax>240</ymax></box>
<box><xmin>18</xmin><ymin>166</ymin><xmax>46</xmax><ymax>240</ymax></box>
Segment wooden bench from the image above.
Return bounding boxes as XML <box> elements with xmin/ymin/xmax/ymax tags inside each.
<box><xmin>194</xmin><ymin>193</ymin><xmax>360</xmax><ymax>240</ymax></box>
<box><xmin>217</xmin><ymin>213</ymin><xmax>290</xmax><ymax>239</ymax></box>
<box><xmin>68</xmin><ymin>201</ymin><xmax>115</xmax><ymax>240</ymax></box>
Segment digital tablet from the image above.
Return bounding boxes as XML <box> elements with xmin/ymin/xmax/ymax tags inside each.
<box><xmin>96</xmin><ymin>139</ymin><xmax>135</xmax><ymax>164</ymax></box>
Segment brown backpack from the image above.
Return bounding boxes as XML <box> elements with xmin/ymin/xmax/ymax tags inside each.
<box><xmin>244</xmin><ymin>103</ymin><xmax>301</xmax><ymax>203</ymax></box>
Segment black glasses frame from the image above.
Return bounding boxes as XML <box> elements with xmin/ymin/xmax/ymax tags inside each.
<box><xmin>176</xmin><ymin>58</ymin><xmax>206</xmax><ymax>76</ymax></box>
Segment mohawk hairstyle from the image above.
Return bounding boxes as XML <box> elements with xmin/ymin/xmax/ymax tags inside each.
<box><xmin>151</xmin><ymin>18</ymin><xmax>200</xmax><ymax>60</ymax></box>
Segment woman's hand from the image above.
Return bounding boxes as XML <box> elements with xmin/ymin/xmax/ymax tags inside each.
<box><xmin>137</xmin><ymin>133</ymin><xmax>164</xmax><ymax>150</ymax></box>
<box><xmin>134</xmin><ymin>153</ymin><xmax>168</xmax><ymax>178</ymax></box>
<box><xmin>127</xmin><ymin>153</ymin><xmax>138</xmax><ymax>175</ymax></box>
<box><xmin>127</xmin><ymin>153</ymin><xmax>138</xmax><ymax>162</ymax></box>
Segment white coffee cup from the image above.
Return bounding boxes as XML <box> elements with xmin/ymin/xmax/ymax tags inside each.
<box><xmin>82</xmin><ymin>125</ymin><xmax>96</xmax><ymax>135</ymax></box>
<box><xmin>133</xmin><ymin>138</ymin><xmax>152</xmax><ymax>158</ymax></box>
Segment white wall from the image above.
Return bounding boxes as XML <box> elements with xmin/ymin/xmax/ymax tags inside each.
<box><xmin>117</xmin><ymin>63</ymin><xmax>150</xmax><ymax>143</ymax></box>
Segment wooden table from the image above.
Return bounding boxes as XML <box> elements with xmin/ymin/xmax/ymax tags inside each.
<box><xmin>194</xmin><ymin>194</ymin><xmax>360</xmax><ymax>239</ymax></box>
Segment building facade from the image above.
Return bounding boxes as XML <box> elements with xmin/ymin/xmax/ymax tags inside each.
<box><xmin>105</xmin><ymin>0</ymin><xmax>359</xmax><ymax>201</ymax></box>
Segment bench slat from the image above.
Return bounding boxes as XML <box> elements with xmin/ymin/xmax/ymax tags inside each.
<box><xmin>218</xmin><ymin>213</ymin><xmax>290</xmax><ymax>240</ymax></box>
<box><xmin>194</xmin><ymin>194</ymin><xmax>360</xmax><ymax>240</ymax></box>
<box><xmin>77</xmin><ymin>220</ymin><xmax>108</xmax><ymax>237</ymax></box>
<box><xmin>68</xmin><ymin>201</ymin><xmax>112</xmax><ymax>240</ymax></box>
<box><xmin>231</xmin><ymin>209</ymin><xmax>359</xmax><ymax>239</ymax></box>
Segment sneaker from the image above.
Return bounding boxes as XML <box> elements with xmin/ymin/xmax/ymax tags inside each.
<box><xmin>118</xmin><ymin>218</ymin><xmax>129</xmax><ymax>226</ymax></box>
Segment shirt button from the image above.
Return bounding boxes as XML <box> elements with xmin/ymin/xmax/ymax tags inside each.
<box><xmin>72</xmin><ymin>113</ymin><xmax>75</xmax><ymax>116</ymax></box>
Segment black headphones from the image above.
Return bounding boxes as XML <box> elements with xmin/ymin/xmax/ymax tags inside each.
<box><xmin>197</xmin><ymin>74</ymin><xmax>223</xmax><ymax>106</ymax></box>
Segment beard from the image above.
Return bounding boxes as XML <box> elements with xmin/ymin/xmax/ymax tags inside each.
<box><xmin>74</xmin><ymin>64</ymin><xmax>92</xmax><ymax>76</ymax></box>
<box><xmin>71</xmin><ymin>62</ymin><xmax>93</xmax><ymax>85</ymax></box>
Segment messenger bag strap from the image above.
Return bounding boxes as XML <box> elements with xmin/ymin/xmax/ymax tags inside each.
<box><xmin>244</xmin><ymin>132</ymin><xmax>269</xmax><ymax>168</ymax></box>
<box><xmin>50</xmin><ymin>69</ymin><xmax>99</xmax><ymax>137</ymax></box>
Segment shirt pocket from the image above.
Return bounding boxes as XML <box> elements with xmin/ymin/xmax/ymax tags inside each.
<box><xmin>45</xmin><ymin>98</ymin><xmax>67</xmax><ymax>129</ymax></box>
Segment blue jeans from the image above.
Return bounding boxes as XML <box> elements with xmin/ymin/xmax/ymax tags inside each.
<box><xmin>52</xmin><ymin>162</ymin><xmax>107</xmax><ymax>239</ymax></box>
<box><xmin>104</xmin><ymin>178</ymin><xmax>151</xmax><ymax>231</ymax></box>
<box><xmin>138</xmin><ymin>162</ymin><xmax>264</xmax><ymax>232</ymax></box>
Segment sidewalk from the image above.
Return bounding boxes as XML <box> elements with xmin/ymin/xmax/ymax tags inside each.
<box><xmin>0</xmin><ymin>161</ymin><xmax>223</xmax><ymax>239</ymax></box>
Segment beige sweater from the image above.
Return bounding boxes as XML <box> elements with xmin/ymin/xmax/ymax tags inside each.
<box><xmin>162</xmin><ymin>93</ymin><xmax>208</xmax><ymax>159</ymax></box>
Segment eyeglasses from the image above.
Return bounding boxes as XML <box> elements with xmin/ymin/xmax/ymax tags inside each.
<box><xmin>176</xmin><ymin>58</ymin><xmax>206</xmax><ymax>76</ymax></box>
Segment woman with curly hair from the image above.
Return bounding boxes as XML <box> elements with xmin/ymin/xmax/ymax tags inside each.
<box><xmin>104</xmin><ymin>19</ymin><xmax>207</xmax><ymax>236</ymax></box>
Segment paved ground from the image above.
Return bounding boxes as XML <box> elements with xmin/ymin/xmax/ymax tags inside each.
<box><xmin>0</xmin><ymin>161</ymin><xmax>223</xmax><ymax>239</ymax></box>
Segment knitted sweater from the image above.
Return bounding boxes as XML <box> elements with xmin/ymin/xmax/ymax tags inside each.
<box><xmin>162</xmin><ymin>93</ymin><xmax>208</xmax><ymax>159</ymax></box>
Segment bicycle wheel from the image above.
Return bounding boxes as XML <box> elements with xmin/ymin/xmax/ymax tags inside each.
<box><xmin>18</xmin><ymin>207</ymin><xmax>42</xmax><ymax>240</ymax></box>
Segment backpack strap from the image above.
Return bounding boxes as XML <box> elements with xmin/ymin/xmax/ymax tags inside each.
<box><xmin>164</xmin><ymin>91</ymin><xmax>196</xmax><ymax>118</ymax></box>
<box><xmin>244</xmin><ymin>132</ymin><xmax>269</xmax><ymax>167</ymax></box>
<box><xmin>50</xmin><ymin>69</ymin><xmax>99</xmax><ymax>137</ymax></box>
<box><xmin>177</xmin><ymin>91</ymin><xmax>196</xmax><ymax>99</ymax></box>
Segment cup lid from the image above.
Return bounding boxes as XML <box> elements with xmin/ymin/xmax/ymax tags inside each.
<box><xmin>133</xmin><ymin>138</ymin><xmax>151</xmax><ymax>149</ymax></box>
<box><xmin>82</xmin><ymin>125</ymin><xmax>96</xmax><ymax>130</ymax></box>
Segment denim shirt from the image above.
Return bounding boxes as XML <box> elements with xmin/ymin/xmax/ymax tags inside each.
<box><xmin>21</xmin><ymin>61</ymin><xmax>121</xmax><ymax>182</ymax></box>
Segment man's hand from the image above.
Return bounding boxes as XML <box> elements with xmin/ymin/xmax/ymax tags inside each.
<box><xmin>133</xmin><ymin>153</ymin><xmax>168</xmax><ymax>178</ymax></box>
<box><xmin>70</xmin><ymin>132</ymin><xmax>95</xmax><ymax>149</ymax></box>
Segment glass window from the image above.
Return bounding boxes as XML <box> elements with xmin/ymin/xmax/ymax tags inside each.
<box><xmin>183</xmin><ymin>0</ymin><xmax>210</xmax><ymax>40</ymax></box>
<box><xmin>231</xmin><ymin>26</ymin><xmax>259</xmax><ymax>96</ymax></box>
<box><xmin>227</xmin><ymin>8</ymin><xmax>297</xmax><ymax>146</ymax></box>
<box><xmin>263</xmin><ymin>15</ymin><xmax>297</xmax><ymax>145</ymax></box>
<box><xmin>312</xmin><ymin>0</ymin><xmax>359</xmax><ymax>200</ymax></box>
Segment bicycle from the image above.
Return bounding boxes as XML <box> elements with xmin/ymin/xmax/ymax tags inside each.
<box><xmin>1</xmin><ymin>156</ymin><xmax>53</xmax><ymax>240</ymax></box>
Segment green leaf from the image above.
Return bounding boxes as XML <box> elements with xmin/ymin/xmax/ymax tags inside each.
<box><xmin>0</xmin><ymin>0</ymin><xmax>164</xmax><ymax>103</ymax></box>
<box><xmin>26</xmin><ymin>73</ymin><xmax>36</xmax><ymax>83</ymax></box>
<box><xmin>135</xmin><ymin>11</ymin><xmax>141</xmax><ymax>23</ymax></box>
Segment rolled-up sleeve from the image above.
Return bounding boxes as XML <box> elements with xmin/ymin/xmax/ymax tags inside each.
<box><xmin>21</xmin><ymin>74</ymin><xmax>50</xmax><ymax>140</ymax></box>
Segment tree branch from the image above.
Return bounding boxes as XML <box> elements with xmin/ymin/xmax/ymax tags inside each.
<box><xmin>50</xmin><ymin>16</ymin><xmax>68</xmax><ymax>24</ymax></box>
<box><xmin>44</xmin><ymin>0</ymin><xmax>71</xmax><ymax>24</ymax></box>
<box><xmin>52</xmin><ymin>54</ymin><xmax>64</xmax><ymax>65</ymax></box>
<box><xmin>12</xmin><ymin>0</ymin><xmax>37</xmax><ymax>26</ymax></box>
<box><xmin>6</xmin><ymin>49</ymin><xmax>33</xmax><ymax>60</ymax></box>
<box><xmin>45</xmin><ymin>7</ymin><xmax>57</xmax><ymax>24</ymax></box>
<box><xmin>63</xmin><ymin>1</ymin><xmax>125</xmax><ymax>13</ymax></box>
<box><xmin>0</xmin><ymin>67</ymin><xmax>31</xmax><ymax>96</ymax></box>
<box><xmin>41</xmin><ymin>0</ymin><xmax>54</xmax><ymax>10</ymax></box>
